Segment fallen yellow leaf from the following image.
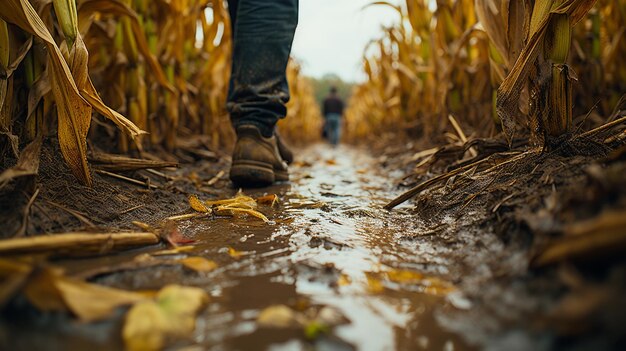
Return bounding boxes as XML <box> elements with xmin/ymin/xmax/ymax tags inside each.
<box><xmin>386</xmin><ymin>269</ymin><xmax>424</xmax><ymax>284</ymax></box>
<box><xmin>123</xmin><ymin>285</ymin><xmax>208</xmax><ymax>351</ymax></box>
<box><xmin>365</xmin><ymin>273</ymin><xmax>384</xmax><ymax>294</ymax></box>
<box><xmin>385</xmin><ymin>269</ymin><xmax>456</xmax><ymax>296</ymax></box>
<box><xmin>257</xmin><ymin>305</ymin><xmax>301</xmax><ymax>328</ymax></box>
<box><xmin>56</xmin><ymin>277</ymin><xmax>147</xmax><ymax>322</ymax></box>
<box><xmin>189</xmin><ymin>195</ymin><xmax>210</xmax><ymax>213</ymax></box>
<box><xmin>337</xmin><ymin>274</ymin><xmax>352</xmax><ymax>287</ymax></box>
<box><xmin>180</xmin><ymin>257</ymin><xmax>218</xmax><ymax>272</ymax></box>
<box><xmin>122</xmin><ymin>300</ymin><xmax>167</xmax><ymax>351</ymax></box>
<box><xmin>228</xmin><ymin>247</ymin><xmax>243</xmax><ymax>260</ymax></box>
<box><xmin>150</xmin><ymin>246</ymin><xmax>195</xmax><ymax>256</ymax></box>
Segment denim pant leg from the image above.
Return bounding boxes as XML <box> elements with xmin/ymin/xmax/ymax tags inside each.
<box><xmin>325</xmin><ymin>114</ymin><xmax>341</xmax><ymax>145</ymax></box>
<box><xmin>227</xmin><ymin>0</ymin><xmax>299</xmax><ymax>138</ymax></box>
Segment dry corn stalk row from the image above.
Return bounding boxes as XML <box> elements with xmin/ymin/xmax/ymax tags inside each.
<box><xmin>0</xmin><ymin>0</ymin><xmax>320</xmax><ymax>185</ymax></box>
<box><xmin>345</xmin><ymin>0</ymin><xmax>625</xmax><ymax>146</ymax></box>
<box><xmin>346</xmin><ymin>0</ymin><xmax>492</xmax><ymax>142</ymax></box>
<box><xmin>278</xmin><ymin>60</ymin><xmax>324</xmax><ymax>145</ymax></box>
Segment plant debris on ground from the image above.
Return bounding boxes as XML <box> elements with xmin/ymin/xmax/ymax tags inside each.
<box><xmin>1</xmin><ymin>0</ymin><xmax>625</xmax><ymax>350</ymax></box>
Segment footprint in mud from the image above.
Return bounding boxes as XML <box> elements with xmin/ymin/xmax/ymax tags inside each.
<box><xmin>308</xmin><ymin>235</ymin><xmax>350</xmax><ymax>251</ymax></box>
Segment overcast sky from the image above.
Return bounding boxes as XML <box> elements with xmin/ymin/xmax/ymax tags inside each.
<box><xmin>291</xmin><ymin>0</ymin><xmax>402</xmax><ymax>83</ymax></box>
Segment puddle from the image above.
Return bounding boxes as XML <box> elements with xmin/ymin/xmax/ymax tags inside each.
<box><xmin>1</xmin><ymin>144</ymin><xmax>474</xmax><ymax>350</ymax></box>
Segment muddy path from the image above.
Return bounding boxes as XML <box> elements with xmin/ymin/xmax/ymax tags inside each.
<box><xmin>3</xmin><ymin>144</ymin><xmax>480</xmax><ymax>350</ymax></box>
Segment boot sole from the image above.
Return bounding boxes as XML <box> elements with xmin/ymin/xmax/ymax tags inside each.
<box><xmin>230</xmin><ymin>160</ymin><xmax>289</xmax><ymax>187</ymax></box>
<box><xmin>230</xmin><ymin>161</ymin><xmax>274</xmax><ymax>187</ymax></box>
<box><xmin>274</xmin><ymin>169</ymin><xmax>289</xmax><ymax>182</ymax></box>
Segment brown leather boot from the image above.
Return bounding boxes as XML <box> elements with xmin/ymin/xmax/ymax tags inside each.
<box><xmin>230</xmin><ymin>125</ymin><xmax>289</xmax><ymax>187</ymax></box>
<box><xmin>275</xmin><ymin>131</ymin><xmax>294</xmax><ymax>165</ymax></box>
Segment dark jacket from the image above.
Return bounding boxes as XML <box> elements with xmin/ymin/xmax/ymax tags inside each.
<box><xmin>323</xmin><ymin>95</ymin><xmax>344</xmax><ymax>117</ymax></box>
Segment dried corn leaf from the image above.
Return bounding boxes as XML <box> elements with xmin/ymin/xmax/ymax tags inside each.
<box><xmin>533</xmin><ymin>210</ymin><xmax>626</xmax><ymax>267</ymax></box>
<box><xmin>0</xmin><ymin>0</ymin><xmax>150</xmax><ymax>184</ymax></box>
<box><xmin>201</xmin><ymin>192</ymin><xmax>269</xmax><ymax>222</ymax></box>
<box><xmin>81</xmin><ymin>79</ymin><xmax>145</xmax><ymax>139</ymax></box>
<box><xmin>150</xmin><ymin>246</ymin><xmax>195</xmax><ymax>256</ymax></box>
<box><xmin>189</xmin><ymin>195</ymin><xmax>210</xmax><ymax>213</ymax></box>
<box><xmin>206</xmin><ymin>170</ymin><xmax>225</xmax><ymax>187</ymax></box>
<box><xmin>216</xmin><ymin>205</ymin><xmax>269</xmax><ymax>223</ymax></box>
<box><xmin>0</xmin><ymin>231</ymin><xmax>159</xmax><ymax>256</ymax></box>
<box><xmin>0</xmin><ymin>137</ymin><xmax>41</xmax><ymax>189</ymax></box>
<box><xmin>256</xmin><ymin>194</ymin><xmax>279</xmax><ymax>207</ymax></box>
<box><xmin>165</xmin><ymin>213</ymin><xmax>205</xmax><ymax>222</ymax></box>
<box><xmin>205</xmin><ymin>193</ymin><xmax>256</xmax><ymax>207</ymax></box>
<box><xmin>0</xmin><ymin>0</ymin><xmax>94</xmax><ymax>185</ymax></box>
<box><xmin>0</xmin><ymin>258</ymin><xmax>33</xmax><ymax>308</ymax></box>
<box><xmin>24</xmin><ymin>267</ymin><xmax>147</xmax><ymax>322</ymax></box>
<box><xmin>90</xmin><ymin>153</ymin><xmax>177</xmax><ymax>172</ymax></box>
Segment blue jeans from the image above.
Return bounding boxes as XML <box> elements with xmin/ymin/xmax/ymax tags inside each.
<box><xmin>325</xmin><ymin>113</ymin><xmax>341</xmax><ymax>145</ymax></box>
<box><xmin>227</xmin><ymin>0</ymin><xmax>299</xmax><ymax>138</ymax></box>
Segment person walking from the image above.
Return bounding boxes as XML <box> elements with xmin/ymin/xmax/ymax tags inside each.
<box><xmin>227</xmin><ymin>0</ymin><xmax>298</xmax><ymax>187</ymax></box>
<box><xmin>323</xmin><ymin>86</ymin><xmax>344</xmax><ymax>146</ymax></box>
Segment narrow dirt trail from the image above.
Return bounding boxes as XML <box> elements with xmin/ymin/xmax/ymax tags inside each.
<box><xmin>189</xmin><ymin>144</ymin><xmax>471</xmax><ymax>350</ymax></box>
<box><xmin>3</xmin><ymin>144</ymin><xmax>474</xmax><ymax>350</ymax></box>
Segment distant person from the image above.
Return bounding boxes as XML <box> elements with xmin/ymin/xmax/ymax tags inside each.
<box><xmin>323</xmin><ymin>86</ymin><xmax>344</xmax><ymax>146</ymax></box>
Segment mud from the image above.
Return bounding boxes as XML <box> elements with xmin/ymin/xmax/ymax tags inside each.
<box><xmin>1</xmin><ymin>142</ymin><xmax>625</xmax><ymax>350</ymax></box>
<box><xmin>1</xmin><ymin>144</ymin><xmax>474</xmax><ymax>350</ymax></box>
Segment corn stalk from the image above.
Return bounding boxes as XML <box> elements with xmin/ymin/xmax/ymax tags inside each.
<box><xmin>0</xmin><ymin>19</ymin><xmax>10</xmax><ymax>124</ymax></box>
<box><xmin>495</xmin><ymin>0</ymin><xmax>598</xmax><ymax>145</ymax></box>
<box><xmin>0</xmin><ymin>0</ymin><xmax>145</xmax><ymax>185</ymax></box>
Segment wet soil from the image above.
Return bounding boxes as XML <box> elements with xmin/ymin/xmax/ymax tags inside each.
<box><xmin>1</xmin><ymin>144</ymin><xmax>474</xmax><ymax>350</ymax></box>
<box><xmin>1</xmin><ymin>142</ymin><xmax>625</xmax><ymax>350</ymax></box>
